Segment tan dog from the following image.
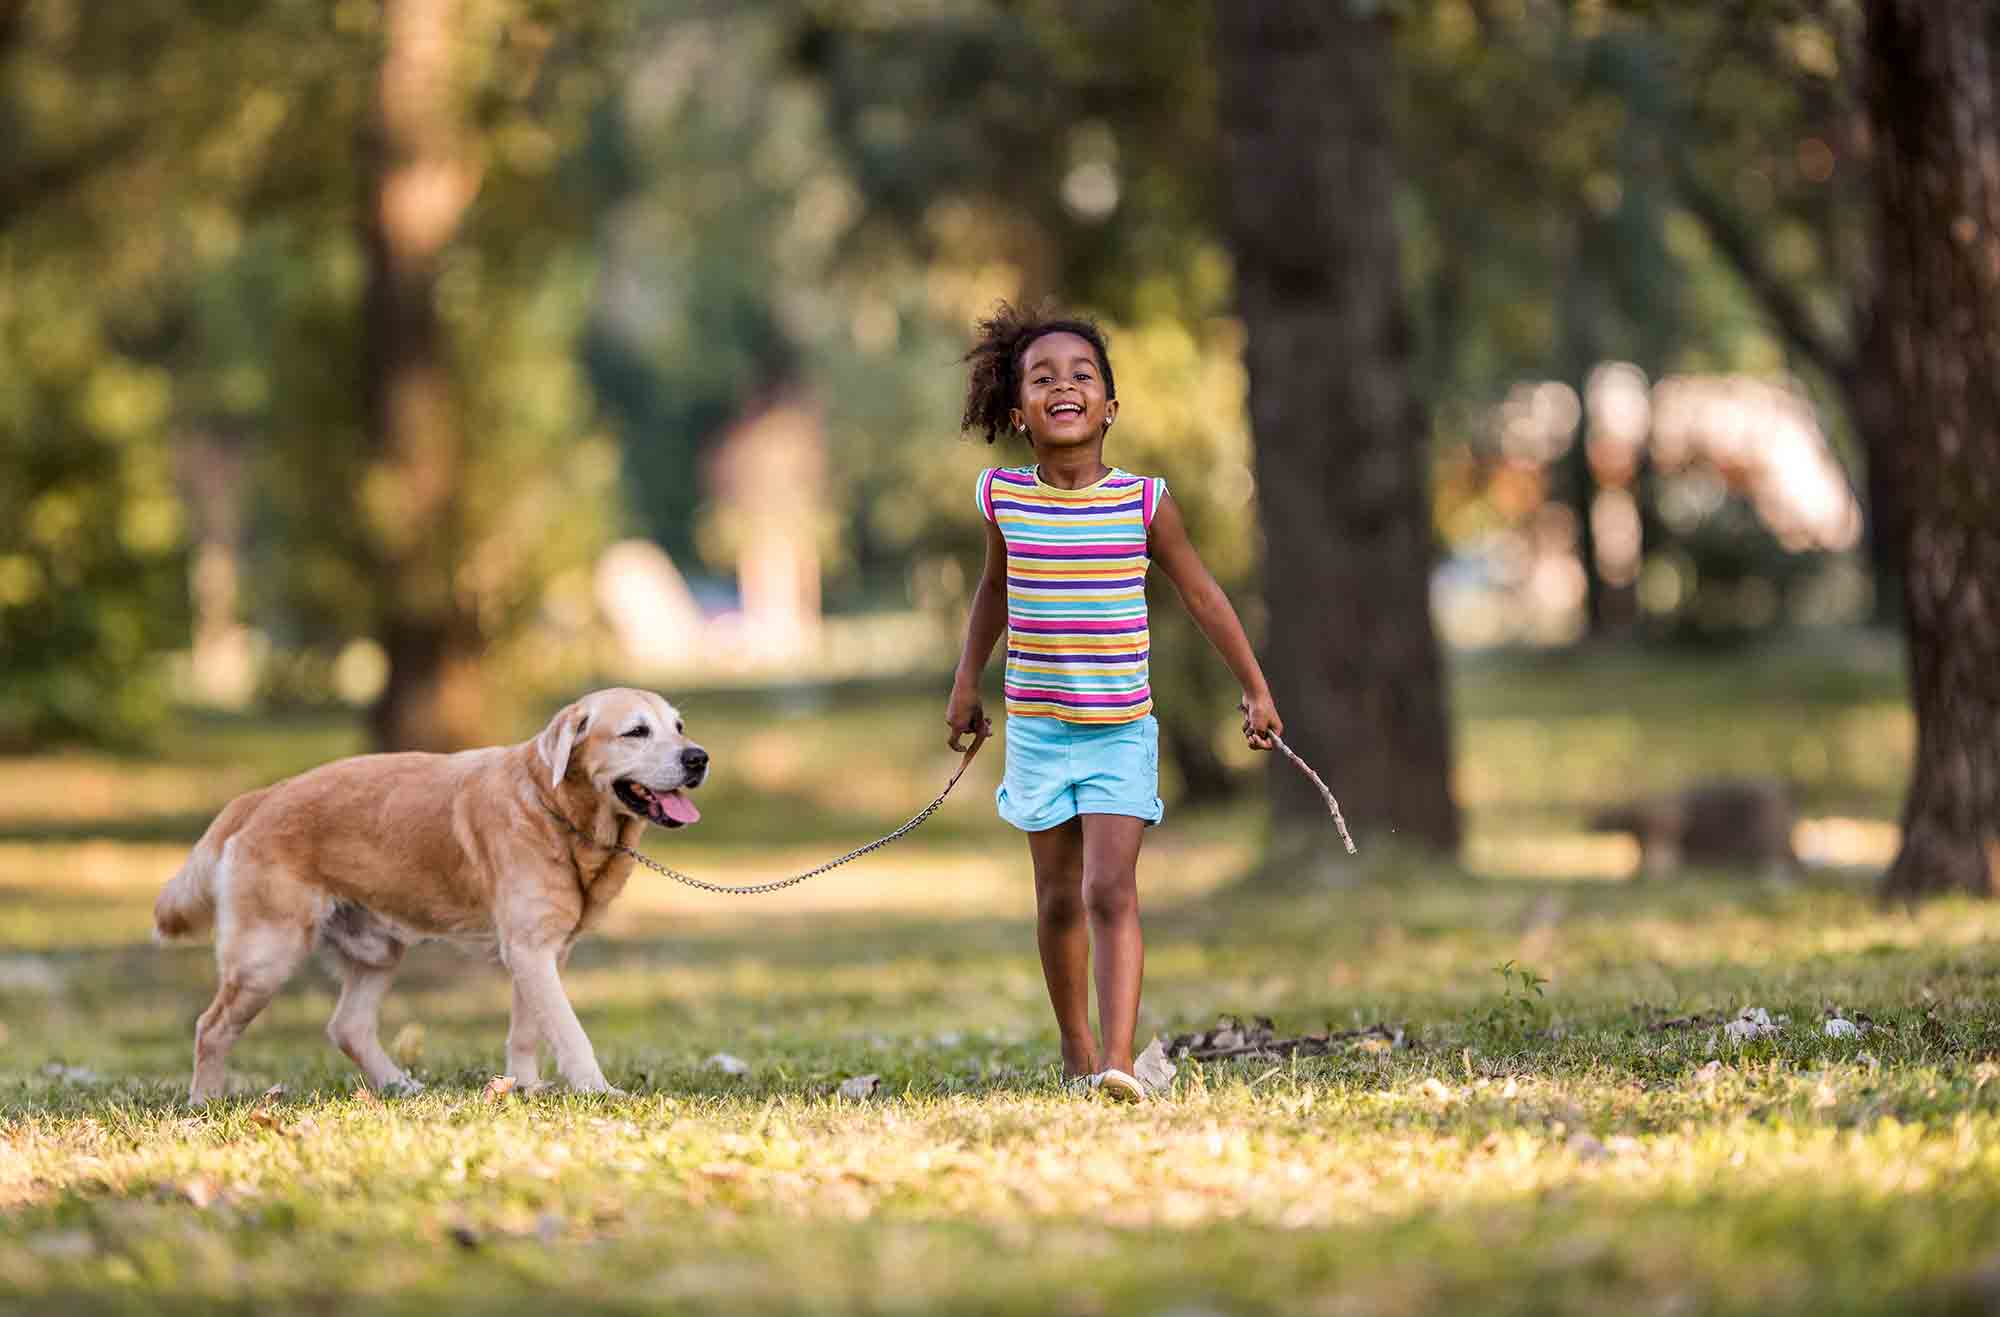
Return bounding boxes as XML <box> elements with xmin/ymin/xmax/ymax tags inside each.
<box><xmin>154</xmin><ymin>688</ymin><xmax>707</xmax><ymax>1102</ymax></box>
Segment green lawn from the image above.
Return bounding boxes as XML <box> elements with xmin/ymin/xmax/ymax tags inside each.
<box><xmin>10</xmin><ymin>642</ymin><xmax>1997</xmax><ymax>1316</ymax></box>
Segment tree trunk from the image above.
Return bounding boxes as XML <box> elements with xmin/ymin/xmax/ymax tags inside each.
<box><xmin>1841</xmin><ymin>317</ymin><xmax>1907</xmax><ymax>623</ymax></box>
<box><xmin>1865</xmin><ymin>0</ymin><xmax>2000</xmax><ymax>900</ymax></box>
<box><xmin>1214</xmin><ymin>2</ymin><xmax>1461</xmax><ymax>857</ymax></box>
<box><xmin>362</xmin><ymin>0</ymin><xmax>485</xmax><ymax>751</ymax></box>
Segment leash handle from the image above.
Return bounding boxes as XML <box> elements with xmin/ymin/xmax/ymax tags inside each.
<box><xmin>1269</xmin><ymin>733</ymin><xmax>1358</xmax><ymax>854</ymax></box>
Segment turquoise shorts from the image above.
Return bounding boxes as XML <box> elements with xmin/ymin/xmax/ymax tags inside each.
<box><xmin>995</xmin><ymin>713</ymin><xmax>1164</xmax><ymax>833</ymax></box>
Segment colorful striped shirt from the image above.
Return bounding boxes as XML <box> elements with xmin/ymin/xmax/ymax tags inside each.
<box><xmin>977</xmin><ymin>465</ymin><xmax>1167</xmax><ymax>724</ymax></box>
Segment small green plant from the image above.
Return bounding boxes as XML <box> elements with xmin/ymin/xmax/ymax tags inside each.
<box><xmin>1480</xmin><ymin>959</ymin><xmax>1551</xmax><ymax>1044</ymax></box>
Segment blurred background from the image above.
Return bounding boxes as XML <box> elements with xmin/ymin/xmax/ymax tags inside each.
<box><xmin>0</xmin><ymin>0</ymin><xmax>1973</xmax><ymax>896</ymax></box>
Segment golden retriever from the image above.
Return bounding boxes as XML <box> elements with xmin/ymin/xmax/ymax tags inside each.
<box><xmin>154</xmin><ymin>688</ymin><xmax>707</xmax><ymax>1101</ymax></box>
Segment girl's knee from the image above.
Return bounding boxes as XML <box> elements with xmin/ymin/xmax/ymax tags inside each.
<box><xmin>1036</xmin><ymin>881</ymin><xmax>1085</xmax><ymax>926</ymax></box>
<box><xmin>1081</xmin><ymin>869</ymin><xmax>1137</xmax><ymax>922</ymax></box>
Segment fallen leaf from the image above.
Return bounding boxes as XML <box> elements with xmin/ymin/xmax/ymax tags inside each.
<box><xmin>482</xmin><ymin>1075</ymin><xmax>518</xmax><ymax>1103</ymax></box>
<box><xmin>705</xmin><ymin>1053</ymin><xmax>750</xmax><ymax>1077</ymax></box>
<box><xmin>1165</xmin><ymin>1015</ymin><xmax>1405</xmax><ymax>1061</ymax></box>
<box><xmin>352</xmin><ymin>1084</ymin><xmax>385</xmax><ymax>1107</ymax></box>
<box><xmin>1132</xmin><ymin>1036</ymin><xmax>1176</xmax><ymax>1096</ymax></box>
<box><xmin>178</xmin><ymin>1176</ymin><xmax>219</xmax><ymax>1209</ymax></box>
<box><xmin>1722</xmin><ymin>1007</ymin><xmax>1786</xmax><ymax>1043</ymax></box>
<box><xmin>248</xmin><ymin>1086</ymin><xmax>289</xmax><ymax>1133</ymax></box>
<box><xmin>837</xmin><ymin>1074</ymin><xmax>880</xmax><ymax>1100</ymax></box>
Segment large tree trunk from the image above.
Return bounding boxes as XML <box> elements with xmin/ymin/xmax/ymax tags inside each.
<box><xmin>362</xmin><ymin>0</ymin><xmax>485</xmax><ymax>751</ymax></box>
<box><xmin>1214</xmin><ymin>3</ymin><xmax>1460</xmax><ymax>857</ymax></box>
<box><xmin>1865</xmin><ymin>0</ymin><xmax>2000</xmax><ymax>900</ymax></box>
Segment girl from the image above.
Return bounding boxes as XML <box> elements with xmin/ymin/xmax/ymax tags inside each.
<box><xmin>945</xmin><ymin>303</ymin><xmax>1283</xmax><ymax>1101</ymax></box>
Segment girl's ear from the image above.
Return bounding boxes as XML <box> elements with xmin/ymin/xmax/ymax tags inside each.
<box><xmin>1008</xmin><ymin>406</ymin><xmax>1026</xmax><ymax>435</ymax></box>
<box><xmin>1103</xmin><ymin>398</ymin><xmax>1119</xmax><ymax>432</ymax></box>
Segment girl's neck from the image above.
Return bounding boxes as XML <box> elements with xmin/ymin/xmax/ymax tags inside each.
<box><xmin>1031</xmin><ymin>442</ymin><xmax>1111</xmax><ymax>490</ymax></box>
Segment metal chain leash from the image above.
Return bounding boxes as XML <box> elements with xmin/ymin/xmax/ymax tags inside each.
<box><xmin>545</xmin><ymin>720</ymin><xmax>1357</xmax><ymax>897</ymax></box>
<box><xmin>545</xmin><ymin>732</ymin><xmax>989</xmax><ymax>897</ymax></box>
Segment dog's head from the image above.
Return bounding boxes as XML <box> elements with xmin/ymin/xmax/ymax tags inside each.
<box><xmin>536</xmin><ymin>688</ymin><xmax>708</xmax><ymax>829</ymax></box>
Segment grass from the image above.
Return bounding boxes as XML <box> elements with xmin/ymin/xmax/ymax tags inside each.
<box><xmin>9</xmin><ymin>641</ymin><xmax>1998</xmax><ymax>1316</ymax></box>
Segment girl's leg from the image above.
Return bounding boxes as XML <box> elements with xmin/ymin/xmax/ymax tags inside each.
<box><xmin>1028</xmin><ymin>818</ymin><xmax>1097</xmax><ymax>1078</ymax></box>
<box><xmin>1080</xmin><ymin>813</ymin><xmax>1146</xmax><ymax>1075</ymax></box>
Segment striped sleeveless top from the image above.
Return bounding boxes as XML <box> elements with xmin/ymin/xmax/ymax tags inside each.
<box><xmin>977</xmin><ymin>465</ymin><xmax>1167</xmax><ymax>724</ymax></box>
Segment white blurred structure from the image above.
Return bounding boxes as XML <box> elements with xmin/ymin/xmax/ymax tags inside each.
<box><xmin>1434</xmin><ymin>366</ymin><xmax>1866</xmax><ymax>649</ymax></box>
<box><xmin>593</xmin><ymin>539</ymin><xmax>703</xmax><ymax>675</ymax></box>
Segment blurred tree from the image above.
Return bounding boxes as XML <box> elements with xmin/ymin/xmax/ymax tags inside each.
<box><xmin>1215</xmin><ymin>3</ymin><xmax>1460</xmax><ymax>855</ymax></box>
<box><xmin>362</xmin><ymin>0</ymin><xmax>486</xmax><ymax>750</ymax></box>
<box><xmin>1862</xmin><ymin>0</ymin><xmax>2000</xmax><ymax>900</ymax></box>
<box><xmin>1623</xmin><ymin>0</ymin><xmax>1896</xmax><ymax>614</ymax></box>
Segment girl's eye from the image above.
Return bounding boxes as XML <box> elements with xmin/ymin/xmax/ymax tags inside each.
<box><xmin>622</xmin><ymin>726</ymin><xmax>651</xmax><ymax>739</ymax></box>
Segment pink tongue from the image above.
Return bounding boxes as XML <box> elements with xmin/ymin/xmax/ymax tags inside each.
<box><xmin>654</xmin><ymin>790</ymin><xmax>700</xmax><ymax>825</ymax></box>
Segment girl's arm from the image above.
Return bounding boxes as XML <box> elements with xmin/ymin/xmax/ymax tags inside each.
<box><xmin>946</xmin><ymin>518</ymin><xmax>1008</xmax><ymax>749</ymax></box>
<box><xmin>1148</xmin><ymin>492</ymin><xmax>1283</xmax><ymax>749</ymax></box>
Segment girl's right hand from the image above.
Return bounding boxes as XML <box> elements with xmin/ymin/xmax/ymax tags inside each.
<box><xmin>946</xmin><ymin>685</ymin><xmax>992</xmax><ymax>752</ymax></box>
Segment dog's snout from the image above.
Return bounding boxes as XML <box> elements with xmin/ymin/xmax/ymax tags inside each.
<box><xmin>681</xmin><ymin>746</ymin><xmax>709</xmax><ymax>776</ymax></box>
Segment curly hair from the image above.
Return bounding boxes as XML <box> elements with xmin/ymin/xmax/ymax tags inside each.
<box><xmin>959</xmin><ymin>301</ymin><xmax>1116</xmax><ymax>444</ymax></box>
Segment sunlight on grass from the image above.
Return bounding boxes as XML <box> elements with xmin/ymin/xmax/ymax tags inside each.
<box><xmin>10</xmin><ymin>649</ymin><xmax>1996</xmax><ymax>1315</ymax></box>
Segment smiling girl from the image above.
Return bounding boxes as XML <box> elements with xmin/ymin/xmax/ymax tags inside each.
<box><xmin>945</xmin><ymin>302</ymin><xmax>1282</xmax><ymax>1101</ymax></box>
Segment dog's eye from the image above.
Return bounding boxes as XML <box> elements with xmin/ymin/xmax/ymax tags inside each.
<box><xmin>622</xmin><ymin>725</ymin><xmax>651</xmax><ymax>739</ymax></box>
<box><xmin>675</xmin><ymin>720</ymin><xmax>685</xmax><ymax>735</ymax></box>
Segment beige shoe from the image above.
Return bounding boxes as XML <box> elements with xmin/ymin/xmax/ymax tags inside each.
<box><xmin>1094</xmin><ymin>1068</ymin><xmax>1145</xmax><ymax>1103</ymax></box>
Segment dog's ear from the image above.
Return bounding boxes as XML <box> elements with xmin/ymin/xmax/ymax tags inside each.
<box><xmin>538</xmin><ymin>703</ymin><xmax>591</xmax><ymax>788</ymax></box>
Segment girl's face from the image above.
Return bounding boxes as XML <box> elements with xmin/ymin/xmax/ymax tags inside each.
<box><xmin>1009</xmin><ymin>331</ymin><xmax>1117</xmax><ymax>451</ymax></box>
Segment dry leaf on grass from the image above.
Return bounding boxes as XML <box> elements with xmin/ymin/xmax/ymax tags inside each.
<box><xmin>1167</xmin><ymin>1014</ymin><xmax>1405</xmax><ymax>1062</ymax></box>
<box><xmin>1722</xmin><ymin>1008</ymin><xmax>1787</xmax><ymax>1043</ymax></box>
<box><xmin>482</xmin><ymin>1075</ymin><xmax>518</xmax><ymax>1103</ymax></box>
<box><xmin>1132</xmin><ymin>1036</ymin><xmax>1176</xmax><ymax>1096</ymax></box>
<box><xmin>248</xmin><ymin>1085</ymin><xmax>289</xmax><ymax>1134</ymax></box>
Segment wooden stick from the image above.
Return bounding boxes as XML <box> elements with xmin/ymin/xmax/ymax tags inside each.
<box><xmin>1269</xmin><ymin>733</ymin><xmax>1358</xmax><ymax>854</ymax></box>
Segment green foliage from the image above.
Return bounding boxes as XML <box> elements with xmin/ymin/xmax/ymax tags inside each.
<box><xmin>1480</xmin><ymin>958</ymin><xmax>1552</xmax><ymax>1045</ymax></box>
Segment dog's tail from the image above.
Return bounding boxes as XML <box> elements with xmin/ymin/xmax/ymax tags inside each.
<box><xmin>154</xmin><ymin>789</ymin><xmax>265</xmax><ymax>943</ymax></box>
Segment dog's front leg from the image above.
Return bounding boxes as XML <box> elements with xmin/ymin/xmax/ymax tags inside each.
<box><xmin>505</xmin><ymin>976</ymin><xmax>544</xmax><ymax>1091</ymax></box>
<box><xmin>507</xmin><ymin>945</ymin><xmax>619</xmax><ymax>1094</ymax></box>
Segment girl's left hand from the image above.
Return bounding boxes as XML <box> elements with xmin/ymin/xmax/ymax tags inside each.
<box><xmin>1240</xmin><ymin>691</ymin><xmax>1282</xmax><ymax>751</ymax></box>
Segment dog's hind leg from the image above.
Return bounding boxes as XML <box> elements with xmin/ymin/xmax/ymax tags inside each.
<box><xmin>327</xmin><ymin>946</ymin><xmax>418</xmax><ymax>1093</ymax></box>
<box><xmin>191</xmin><ymin>913</ymin><xmax>314</xmax><ymax>1104</ymax></box>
